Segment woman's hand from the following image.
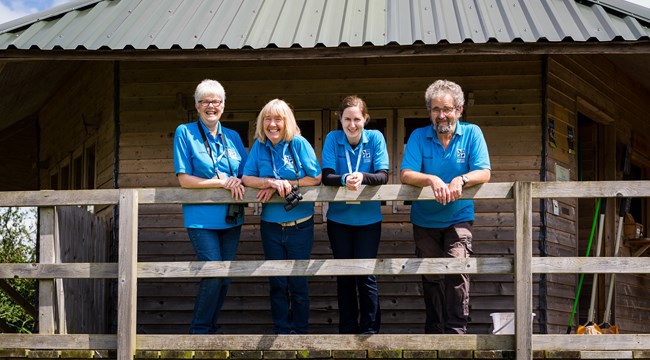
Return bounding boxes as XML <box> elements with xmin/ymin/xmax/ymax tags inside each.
<box><xmin>223</xmin><ymin>176</ymin><xmax>245</xmax><ymax>200</ymax></box>
<box><xmin>256</xmin><ymin>188</ymin><xmax>276</xmax><ymax>203</ymax></box>
<box><xmin>266</xmin><ymin>178</ymin><xmax>292</xmax><ymax>198</ymax></box>
<box><xmin>345</xmin><ymin>172</ymin><xmax>363</xmax><ymax>191</ymax></box>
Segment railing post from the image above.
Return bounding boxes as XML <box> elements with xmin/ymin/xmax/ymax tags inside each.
<box><xmin>38</xmin><ymin>207</ymin><xmax>56</xmax><ymax>334</ymax></box>
<box><xmin>118</xmin><ymin>189</ymin><xmax>138</xmax><ymax>360</ymax></box>
<box><xmin>514</xmin><ymin>182</ymin><xmax>533</xmax><ymax>360</ymax></box>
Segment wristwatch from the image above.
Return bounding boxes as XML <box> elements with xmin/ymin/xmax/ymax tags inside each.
<box><xmin>461</xmin><ymin>175</ymin><xmax>469</xmax><ymax>187</ymax></box>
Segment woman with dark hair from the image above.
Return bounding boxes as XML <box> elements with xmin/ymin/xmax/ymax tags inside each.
<box><xmin>321</xmin><ymin>95</ymin><xmax>389</xmax><ymax>334</ymax></box>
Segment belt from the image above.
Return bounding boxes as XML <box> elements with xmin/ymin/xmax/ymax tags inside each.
<box><xmin>277</xmin><ymin>215</ymin><xmax>312</xmax><ymax>227</ymax></box>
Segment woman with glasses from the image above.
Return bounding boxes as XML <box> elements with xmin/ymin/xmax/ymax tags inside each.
<box><xmin>321</xmin><ymin>95</ymin><xmax>389</xmax><ymax>334</ymax></box>
<box><xmin>173</xmin><ymin>79</ymin><xmax>248</xmax><ymax>334</ymax></box>
<box><xmin>242</xmin><ymin>99</ymin><xmax>321</xmax><ymax>334</ymax></box>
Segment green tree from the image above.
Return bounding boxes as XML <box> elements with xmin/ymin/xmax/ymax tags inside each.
<box><xmin>0</xmin><ymin>207</ymin><xmax>36</xmax><ymax>333</ymax></box>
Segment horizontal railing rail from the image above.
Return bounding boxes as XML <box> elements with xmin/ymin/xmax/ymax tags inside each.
<box><xmin>1</xmin><ymin>181</ymin><xmax>650</xmax><ymax>360</ymax></box>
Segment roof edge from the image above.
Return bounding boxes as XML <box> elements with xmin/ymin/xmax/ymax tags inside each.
<box><xmin>0</xmin><ymin>0</ymin><xmax>103</xmax><ymax>34</ymax></box>
<box><xmin>585</xmin><ymin>0</ymin><xmax>650</xmax><ymax>25</ymax></box>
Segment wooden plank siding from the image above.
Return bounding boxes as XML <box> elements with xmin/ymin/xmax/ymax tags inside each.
<box><xmin>118</xmin><ymin>55</ymin><xmax>545</xmax><ymax>334</ymax></box>
<box><xmin>545</xmin><ymin>54</ymin><xmax>650</xmax><ymax>335</ymax></box>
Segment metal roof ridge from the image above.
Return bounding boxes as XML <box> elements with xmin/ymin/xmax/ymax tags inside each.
<box><xmin>0</xmin><ymin>0</ymin><xmax>103</xmax><ymax>34</ymax></box>
<box><xmin>584</xmin><ymin>0</ymin><xmax>650</xmax><ymax>25</ymax></box>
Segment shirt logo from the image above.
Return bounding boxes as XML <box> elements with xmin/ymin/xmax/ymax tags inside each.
<box><xmin>227</xmin><ymin>149</ymin><xmax>239</xmax><ymax>159</ymax></box>
<box><xmin>456</xmin><ymin>149</ymin><xmax>466</xmax><ymax>163</ymax></box>
<box><xmin>362</xmin><ymin>150</ymin><xmax>371</xmax><ymax>161</ymax></box>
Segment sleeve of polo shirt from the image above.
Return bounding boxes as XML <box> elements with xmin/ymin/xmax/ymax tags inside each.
<box><xmin>468</xmin><ymin>126</ymin><xmax>491</xmax><ymax>171</ymax></box>
<box><xmin>321</xmin><ymin>132</ymin><xmax>337</xmax><ymax>172</ymax></box>
<box><xmin>243</xmin><ymin>140</ymin><xmax>261</xmax><ymax>177</ymax></box>
<box><xmin>173</xmin><ymin>125</ymin><xmax>191</xmax><ymax>176</ymax></box>
<box><xmin>400</xmin><ymin>129</ymin><xmax>423</xmax><ymax>172</ymax></box>
<box><xmin>371</xmin><ymin>130</ymin><xmax>390</xmax><ymax>171</ymax></box>
<box><xmin>296</xmin><ymin>137</ymin><xmax>321</xmax><ymax>177</ymax></box>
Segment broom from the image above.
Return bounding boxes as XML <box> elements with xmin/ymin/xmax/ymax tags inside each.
<box><xmin>577</xmin><ymin>198</ymin><xmax>607</xmax><ymax>335</ymax></box>
<box><xmin>566</xmin><ymin>198</ymin><xmax>601</xmax><ymax>334</ymax></box>
<box><xmin>599</xmin><ymin>198</ymin><xmax>630</xmax><ymax>334</ymax></box>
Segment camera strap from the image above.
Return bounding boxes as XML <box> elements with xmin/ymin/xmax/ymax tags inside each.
<box><xmin>197</xmin><ymin>121</ymin><xmax>234</xmax><ymax>179</ymax></box>
<box><xmin>267</xmin><ymin>140</ymin><xmax>301</xmax><ymax>190</ymax></box>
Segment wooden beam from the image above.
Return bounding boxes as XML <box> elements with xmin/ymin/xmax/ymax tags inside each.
<box><xmin>0</xmin><ymin>280</ymin><xmax>36</xmax><ymax>317</ymax></box>
<box><xmin>0</xmin><ymin>263</ymin><xmax>117</xmax><ymax>279</ymax></box>
<box><xmin>37</xmin><ymin>207</ymin><xmax>55</xmax><ymax>335</ymax></box>
<box><xmin>53</xmin><ymin>209</ymin><xmax>66</xmax><ymax>334</ymax></box>
<box><xmin>533</xmin><ymin>334</ymin><xmax>650</xmax><ymax>351</ymax></box>
<box><xmin>4</xmin><ymin>256</ymin><xmax>649</xmax><ymax>279</ymax></box>
<box><xmin>0</xmin><ymin>333</ymin><xmax>648</xmax><ymax>352</ymax></box>
<box><xmin>0</xmin><ymin>334</ymin><xmax>115</xmax><ymax>349</ymax></box>
<box><xmin>0</xmin><ymin>41</ymin><xmax>648</xmax><ymax>61</ymax></box>
<box><xmin>514</xmin><ymin>182</ymin><xmax>533</xmax><ymax>360</ymax></box>
<box><xmin>137</xmin><ymin>334</ymin><xmax>513</xmax><ymax>351</ymax></box>
<box><xmin>0</xmin><ymin>189</ymin><xmax>120</xmax><ymax>206</ymax></box>
<box><xmin>4</xmin><ymin>181</ymin><xmax>650</xmax><ymax>207</ymax></box>
<box><xmin>532</xmin><ymin>181</ymin><xmax>650</xmax><ymax>198</ymax></box>
<box><xmin>532</xmin><ymin>257</ymin><xmax>650</xmax><ymax>273</ymax></box>
<box><xmin>117</xmin><ymin>190</ymin><xmax>138</xmax><ymax>360</ymax></box>
<box><xmin>136</xmin><ymin>257</ymin><xmax>512</xmax><ymax>278</ymax></box>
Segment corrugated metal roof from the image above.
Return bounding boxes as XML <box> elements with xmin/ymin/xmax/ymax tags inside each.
<box><xmin>0</xmin><ymin>0</ymin><xmax>648</xmax><ymax>51</ymax></box>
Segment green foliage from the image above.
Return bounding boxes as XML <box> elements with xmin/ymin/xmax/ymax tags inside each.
<box><xmin>0</xmin><ymin>207</ymin><xmax>37</xmax><ymax>333</ymax></box>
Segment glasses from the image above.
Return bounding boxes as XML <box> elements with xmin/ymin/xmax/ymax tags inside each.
<box><xmin>198</xmin><ymin>99</ymin><xmax>223</xmax><ymax>107</ymax></box>
<box><xmin>430</xmin><ymin>106</ymin><xmax>457</xmax><ymax>116</ymax></box>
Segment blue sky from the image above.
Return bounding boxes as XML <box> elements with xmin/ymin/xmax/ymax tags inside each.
<box><xmin>0</xmin><ymin>0</ymin><xmax>73</xmax><ymax>24</ymax></box>
<box><xmin>1</xmin><ymin>0</ymin><xmax>650</xmax><ymax>26</ymax></box>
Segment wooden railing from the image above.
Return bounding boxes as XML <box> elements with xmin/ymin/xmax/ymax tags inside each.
<box><xmin>1</xmin><ymin>181</ymin><xmax>650</xmax><ymax>360</ymax></box>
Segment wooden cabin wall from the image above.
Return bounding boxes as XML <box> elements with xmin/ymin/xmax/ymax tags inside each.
<box><xmin>36</xmin><ymin>62</ymin><xmax>116</xmax><ymax>333</ymax></box>
<box><xmin>119</xmin><ymin>55</ymin><xmax>544</xmax><ymax>334</ymax></box>
<box><xmin>546</xmin><ymin>54</ymin><xmax>650</xmax><ymax>334</ymax></box>
<box><xmin>56</xmin><ymin>205</ymin><xmax>112</xmax><ymax>333</ymax></box>
<box><xmin>0</xmin><ymin>116</ymin><xmax>38</xmax><ymax>190</ymax></box>
<box><xmin>39</xmin><ymin>61</ymin><xmax>115</xmax><ymax>194</ymax></box>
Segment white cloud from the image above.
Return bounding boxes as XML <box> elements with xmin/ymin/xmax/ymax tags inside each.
<box><xmin>0</xmin><ymin>4</ymin><xmax>31</xmax><ymax>24</ymax></box>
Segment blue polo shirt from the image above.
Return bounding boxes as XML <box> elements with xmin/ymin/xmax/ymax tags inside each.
<box><xmin>243</xmin><ymin>135</ymin><xmax>321</xmax><ymax>223</ymax></box>
<box><xmin>400</xmin><ymin>122</ymin><xmax>490</xmax><ymax>228</ymax></box>
<box><xmin>173</xmin><ymin>121</ymin><xmax>248</xmax><ymax>229</ymax></box>
<box><xmin>321</xmin><ymin>129</ymin><xmax>389</xmax><ymax>226</ymax></box>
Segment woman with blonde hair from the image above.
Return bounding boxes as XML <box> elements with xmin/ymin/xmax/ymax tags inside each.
<box><xmin>243</xmin><ymin>99</ymin><xmax>321</xmax><ymax>334</ymax></box>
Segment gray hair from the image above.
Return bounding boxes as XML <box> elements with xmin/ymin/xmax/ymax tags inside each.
<box><xmin>425</xmin><ymin>80</ymin><xmax>464</xmax><ymax>110</ymax></box>
<box><xmin>194</xmin><ymin>79</ymin><xmax>226</xmax><ymax>105</ymax></box>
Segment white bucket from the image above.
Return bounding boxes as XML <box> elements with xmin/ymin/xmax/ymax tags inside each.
<box><xmin>490</xmin><ymin>312</ymin><xmax>535</xmax><ymax>334</ymax></box>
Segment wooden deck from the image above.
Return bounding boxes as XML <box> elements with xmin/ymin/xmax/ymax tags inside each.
<box><xmin>1</xmin><ymin>181</ymin><xmax>650</xmax><ymax>360</ymax></box>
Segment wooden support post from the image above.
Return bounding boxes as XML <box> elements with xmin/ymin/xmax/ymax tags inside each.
<box><xmin>38</xmin><ymin>207</ymin><xmax>56</xmax><ymax>334</ymax></box>
<box><xmin>514</xmin><ymin>182</ymin><xmax>533</xmax><ymax>360</ymax></box>
<box><xmin>117</xmin><ymin>190</ymin><xmax>138</xmax><ymax>360</ymax></box>
<box><xmin>53</xmin><ymin>209</ymin><xmax>67</xmax><ymax>334</ymax></box>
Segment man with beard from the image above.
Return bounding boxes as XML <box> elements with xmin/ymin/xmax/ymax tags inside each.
<box><xmin>400</xmin><ymin>79</ymin><xmax>491</xmax><ymax>334</ymax></box>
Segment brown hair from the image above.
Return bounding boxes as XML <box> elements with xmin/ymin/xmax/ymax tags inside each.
<box><xmin>337</xmin><ymin>95</ymin><xmax>370</xmax><ymax>122</ymax></box>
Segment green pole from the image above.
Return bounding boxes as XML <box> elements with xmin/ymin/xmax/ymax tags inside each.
<box><xmin>566</xmin><ymin>197</ymin><xmax>601</xmax><ymax>334</ymax></box>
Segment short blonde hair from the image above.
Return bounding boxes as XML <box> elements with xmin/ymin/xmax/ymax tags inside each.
<box><xmin>254</xmin><ymin>99</ymin><xmax>301</xmax><ymax>143</ymax></box>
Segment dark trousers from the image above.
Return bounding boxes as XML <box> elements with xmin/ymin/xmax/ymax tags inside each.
<box><xmin>261</xmin><ymin>218</ymin><xmax>314</xmax><ymax>334</ymax></box>
<box><xmin>327</xmin><ymin>220</ymin><xmax>382</xmax><ymax>334</ymax></box>
<box><xmin>413</xmin><ymin>222</ymin><xmax>473</xmax><ymax>334</ymax></box>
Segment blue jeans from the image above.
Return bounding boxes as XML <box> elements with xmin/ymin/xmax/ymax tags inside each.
<box><xmin>261</xmin><ymin>217</ymin><xmax>314</xmax><ymax>334</ymax></box>
<box><xmin>327</xmin><ymin>220</ymin><xmax>382</xmax><ymax>334</ymax></box>
<box><xmin>187</xmin><ymin>226</ymin><xmax>241</xmax><ymax>334</ymax></box>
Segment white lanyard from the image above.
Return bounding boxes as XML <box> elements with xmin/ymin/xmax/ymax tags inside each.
<box><xmin>269</xmin><ymin>142</ymin><xmax>291</xmax><ymax>180</ymax></box>
<box><xmin>345</xmin><ymin>142</ymin><xmax>364</xmax><ymax>174</ymax></box>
